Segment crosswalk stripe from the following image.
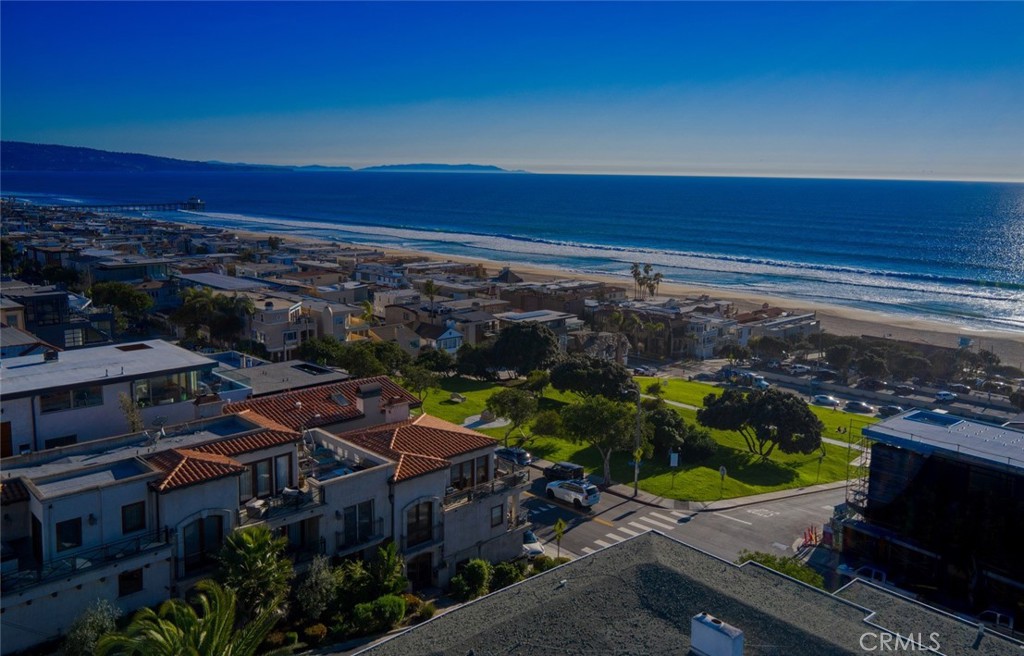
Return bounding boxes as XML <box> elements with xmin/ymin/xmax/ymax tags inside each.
<box><xmin>581</xmin><ymin>547</ymin><xmax>595</xmax><ymax>554</ymax></box>
<box><xmin>542</xmin><ymin>504</ymin><xmax>555</xmax><ymax>510</ymax></box>
<box><xmin>605</xmin><ymin>533</ymin><xmax>625</xmax><ymax>542</ymax></box>
<box><xmin>594</xmin><ymin>539</ymin><xmax>611</xmax><ymax>548</ymax></box>
<box><xmin>617</xmin><ymin>527</ymin><xmax>640</xmax><ymax>537</ymax></box>
<box><xmin>635</xmin><ymin>515</ymin><xmax>676</xmax><ymax>530</ymax></box>
<box><xmin>628</xmin><ymin>521</ymin><xmax>653</xmax><ymax>533</ymax></box>
<box><xmin>649</xmin><ymin>512</ymin><xmax>678</xmax><ymax>524</ymax></box>
<box><xmin>669</xmin><ymin>511</ymin><xmax>688</xmax><ymax>518</ymax></box>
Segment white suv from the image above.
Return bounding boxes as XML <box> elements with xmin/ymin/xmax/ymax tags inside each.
<box><xmin>545</xmin><ymin>480</ymin><xmax>601</xmax><ymax>509</ymax></box>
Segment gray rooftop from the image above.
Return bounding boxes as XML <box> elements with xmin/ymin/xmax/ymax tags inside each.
<box><xmin>0</xmin><ymin>340</ymin><xmax>217</xmax><ymax>398</ymax></box>
<box><xmin>216</xmin><ymin>359</ymin><xmax>350</xmax><ymax>397</ymax></box>
<box><xmin>358</xmin><ymin>533</ymin><xmax>1022</xmax><ymax>656</ymax></box>
<box><xmin>864</xmin><ymin>410</ymin><xmax>1024</xmax><ymax>472</ymax></box>
<box><xmin>176</xmin><ymin>272</ymin><xmax>269</xmax><ymax>291</ymax></box>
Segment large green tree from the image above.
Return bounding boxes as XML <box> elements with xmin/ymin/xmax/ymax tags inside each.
<box><xmin>415</xmin><ymin>346</ymin><xmax>456</xmax><ymax>376</ymax></box>
<box><xmin>95</xmin><ymin>580</ymin><xmax>295</xmax><ymax>656</ymax></box>
<box><xmin>560</xmin><ymin>395</ymin><xmax>644</xmax><ymax>485</ymax></box>
<box><xmin>485</xmin><ymin>387</ymin><xmax>539</xmax><ymax>446</ymax></box>
<box><xmin>549</xmin><ymin>355</ymin><xmax>636</xmax><ymax>401</ymax></box>
<box><xmin>749</xmin><ymin>336</ymin><xmax>789</xmax><ymax>359</ymax></box>
<box><xmin>216</xmin><ymin>525</ymin><xmax>294</xmax><ymax>623</ymax></box>
<box><xmin>697</xmin><ymin>388</ymin><xmax>824</xmax><ymax>460</ymax></box>
<box><xmin>491</xmin><ymin>323</ymin><xmax>559</xmax><ymax>377</ymax></box>
<box><xmin>401</xmin><ymin>364</ymin><xmax>440</xmax><ymax>401</ymax></box>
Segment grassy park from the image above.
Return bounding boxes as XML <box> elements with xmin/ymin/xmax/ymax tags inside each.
<box><xmin>418</xmin><ymin>375</ymin><xmax>876</xmax><ymax>502</ymax></box>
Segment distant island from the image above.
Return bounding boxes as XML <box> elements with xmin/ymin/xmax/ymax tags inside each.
<box><xmin>0</xmin><ymin>141</ymin><xmax>523</xmax><ymax>174</ymax></box>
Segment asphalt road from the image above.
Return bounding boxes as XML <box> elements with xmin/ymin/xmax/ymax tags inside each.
<box><xmin>521</xmin><ymin>476</ymin><xmax>847</xmax><ymax>563</ymax></box>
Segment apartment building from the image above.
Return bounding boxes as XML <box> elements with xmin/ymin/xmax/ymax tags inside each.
<box><xmin>245</xmin><ymin>295</ymin><xmax>317</xmax><ymax>362</ymax></box>
<box><xmin>0</xmin><ymin>340</ymin><xmax>250</xmax><ymax>457</ymax></box>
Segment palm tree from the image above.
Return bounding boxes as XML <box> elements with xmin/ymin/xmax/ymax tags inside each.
<box><xmin>216</xmin><ymin>525</ymin><xmax>294</xmax><ymax>622</ymax></box>
<box><xmin>365</xmin><ymin>542</ymin><xmax>408</xmax><ymax>599</ymax></box>
<box><xmin>629</xmin><ymin>263</ymin><xmax>642</xmax><ymax>300</ymax></box>
<box><xmin>359</xmin><ymin>300</ymin><xmax>377</xmax><ymax>327</ymax></box>
<box><xmin>172</xmin><ymin>287</ymin><xmax>216</xmax><ymax>339</ymax></box>
<box><xmin>641</xmin><ymin>264</ymin><xmax>654</xmax><ymax>300</ymax></box>
<box><xmin>423</xmin><ymin>280</ymin><xmax>439</xmax><ymax>318</ymax></box>
<box><xmin>95</xmin><ymin>580</ymin><xmax>296</xmax><ymax>656</ymax></box>
<box><xmin>623</xmin><ymin>313</ymin><xmax>643</xmax><ymax>354</ymax></box>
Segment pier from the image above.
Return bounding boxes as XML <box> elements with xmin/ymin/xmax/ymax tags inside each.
<box><xmin>5</xmin><ymin>196</ymin><xmax>206</xmax><ymax>213</ymax></box>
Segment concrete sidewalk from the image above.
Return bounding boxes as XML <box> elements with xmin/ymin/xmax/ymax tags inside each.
<box><xmin>529</xmin><ymin>457</ymin><xmax>849</xmax><ymax>512</ymax></box>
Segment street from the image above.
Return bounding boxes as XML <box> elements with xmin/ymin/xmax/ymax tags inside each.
<box><xmin>521</xmin><ymin>476</ymin><xmax>846</xmax><ymax>563</ymax></box>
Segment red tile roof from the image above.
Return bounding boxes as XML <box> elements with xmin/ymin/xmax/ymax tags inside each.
<box><xmin>193</xmin><ymin>430</ymin><xmax>300</xmax><ymax>457</ymax></box>
<box><xmin>224</xmin><ymin>376</ymin><xmax>420</xmax><ymax>432</ymax></box>
<box><xmin>338</xmin><ymin>414</ymin><xmax>497</xmax><ymax>482</ymax></box>
<box><xmin>0</xmin><ymin>478</ymin><xmax>29</xmax><ymax>505</ymax></box>
<box><xmin>146</xmin><ymin>448</ymin><xmax>245</xmax><ymax>492</ymax></box>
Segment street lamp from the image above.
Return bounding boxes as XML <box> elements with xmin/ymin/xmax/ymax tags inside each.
<box><xmin>633</xmin><ymin>387</ymin><xmax>642</xmax><ymax>497</ymax></box>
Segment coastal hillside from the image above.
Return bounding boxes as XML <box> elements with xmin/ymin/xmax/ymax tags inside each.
<box><xmin>0</xmin><ymin>141</ymin><xmax>274</xmax><ymax>172</ymax></box>
<box><xmin>358</xmin><ymin>163</ymin><xmax>521</xmax><ymax>173</ymax></box>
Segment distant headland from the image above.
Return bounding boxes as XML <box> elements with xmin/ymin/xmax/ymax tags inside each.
<box><xmin>0</xmin><ymin>141</ymin><xmax>524</xmax><ymax>174</ymax></box>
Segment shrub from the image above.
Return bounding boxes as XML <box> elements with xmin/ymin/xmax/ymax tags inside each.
<box><xmin>303</xmin><ymin>623</ymin><xmax>328</xmax><ymax>645</ymax></box>
<box><xmin>448</xmin><ymin>574</ymin><xmax>471</xmax><ymax>601</ymax></box>
<box><xmin>736</xmin><ymin>550</ymin><xmax>825</xmax><ymax>589</ymax></box>
<box><xmin>461</xmin><ymin>559</ymin><xmax>492</xmax><ymax>598</ymax></box>
<box><xmin>264</xmin><ymin>631</ymin><xmax>287</xmax><ymax>648</ymax></box>
<box><xmin>373</xmin><ymin>594</ymin><xmax>407</xmax><ymax>631</ymax></box>
<box><xmin>416</xmin><ymin>601</ymin><xmax>437</xmax><ymax>623</ymax></box>
<box><xmin>61</xmin><ymin>599</ymin><xmax>122</xmax><ymax>656</ymax></box>
<box><xmin>531</xmin><ymin>556</ymin><xmax>569</xmax><ymax>574</ymax></box>
<box><xmin>402</xmin><ymin>593</ymin><xmax>423</xmax><ymax>617</ymax></box>
<box><xmin>285</xmin><ymin>631</ymin><xmax>299</xmax><ymax>645</ymax></box>
<box><xmin>296</xmin><ymin>555</ymin><xmax>342</xmax><ymax>623</ymax></box>
<box><xmin>490</xmin><ymin>561</ymin><xmax>524</xmax><ymax>591</ymax></box>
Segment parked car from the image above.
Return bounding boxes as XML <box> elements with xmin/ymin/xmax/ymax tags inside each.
<box><xmin>935</xmin><ymin>391</ymin><xmax>958</xmax><ymax>403</ymax></box>
<box><xmin>521</xmin><ymin>530</ymin><xmax>545</xmax><ymax>560</ymax></box>
<box><xmin>812</xmin><ymin>394</ymin><xmax>840</xmax><ymax>407</ymax></box>
<box><xmin>543</xmin><ymin>461</ymin><xmax>586</xmax><ymax>481</ymax></box>
<box><xmin>857</xmin><ymin>378</ymin><xmax>887</xmax><ymax>391</ymax></box>
<box><xmin>893</xmin><ymin>384</ymin><xmax>916</xmax><ymax>396</ymax></box>
<box><xmin>789</xmin><ymin>364</ymin><xmax>812</xmax><ymax>375</ymax></box>
<box><xmin>495</xmin><ymin>447</ymin><xmax>533</xmax><ymax>467</ymax></box>
<box><xmin>948</xmin><ymin>383</ymin><xmax>972</xmax><ymax>394</ymax></box>
<box><xmin>813</xmin><ymin>369</ymin><xmax>839</xmax><ymax>381</ymax></box>
<box><xmin>845</xmin><ymin>401</ymin><xmax>875</xmax><ymax>414</ymax></box>
<box><xmin>545</xmin><ymin>480</ymin><xmax>601</xmax><ymax>509</ymax></box>
<box><xmin>877</xmin><ymin>405</ymin><xmax>904</xmax><ymax>418</ymax></box>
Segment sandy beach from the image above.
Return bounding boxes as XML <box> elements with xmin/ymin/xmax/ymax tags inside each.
<box><xmin>203</xmin><ymin>221</ymin><xmax>1024</xmax><ymax>367</ymax></box>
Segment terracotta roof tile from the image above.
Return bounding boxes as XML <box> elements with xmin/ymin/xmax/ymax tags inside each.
<box><xmin>146</xmin><ymin>448</ymin><xmax>245</xmax><ymax>492</ymax></box>
<box><xmin>338</xmin><ymin>414</ymin><xmax>496</xmax><ymax>482</ymax></box>
<box><xmin>224</xmin><ymin>376</ymin><xmax>420</xmax><ymax>432</ymax></box>
<box><xmin>193</xmin><ymin>430</ymin><xmax>300</xmax><ymax>457</ymax></box>
<box><xmin>1</xmin><ymin>478</ymin><xmax>29</xmax><ymax>505</ymax></box>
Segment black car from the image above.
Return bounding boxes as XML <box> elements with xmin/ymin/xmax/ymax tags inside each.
<box><xmin>857</xmin><ymin>378</ymin><xmax>886</xmax><ymax>391</ymax></box>
<box><xmin>543</xmin><ymin>461</ymin><xmax>586</xmax><ymax>481</ymax></box>
<box><xmin>495</xmin><ymin>447</ymin><xmax>533</xmax><ymax>467</ymax></box>
<box><xmin>948</xmin><ymin>383</ymin><xmax>972</xmax><ymax>394</ymax></box>
<box><xmin>893</xmin><ymin>384</ymin><xmax>916</xmax><ymax>396</ymax></box>
<box><xmin>878</xmin><ymin>405</ymin><xmax>904</xmax><ymax>418</ymax></box>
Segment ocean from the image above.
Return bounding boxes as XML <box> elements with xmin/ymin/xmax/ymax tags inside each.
<box><xmin>3</xmin><ymin>171</ymin><xmax>1023</xmax><ymax>332</ymax></box>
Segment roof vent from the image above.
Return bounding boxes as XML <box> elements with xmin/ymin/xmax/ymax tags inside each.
<box><xmin>265</xmin><ymin>301</ymin><xmax>274</xmax><ymax>310</ymax></box>
<box><xmin>691</xmin><ymin>613</ymin><xmax>743</xmax><ymax>656</ymax></box>
<box><xmin>294</xmin><ymin>401</ymin><xmax>303</xmax><ymax>410</ymax></box>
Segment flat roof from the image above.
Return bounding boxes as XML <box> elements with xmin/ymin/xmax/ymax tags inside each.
<box><xmin>357</xmin><ymin>532</ymin><xmax>1022</xmax><ymax>656</ymax></box>
<box><xmin>496</xmin><ymin>309</ymin><xmax>576</xmax><ymax>322</ymax></box>
<box><xmin>216</xmin><ymin>360</ymin><xmax>350</xmax><ymax>397</ymax></box>
<box><xmin>176</xmin><ymin>272</ymin><xmax>268</xmax><ymax>291</ymax></box>
<box><xmin>0</xmin><ymin>340</ymin><xmax>217</xmax><ymax>398</ymax></box>
<box><xmin>863</xmin><ymin>410</ymin><xmax>1024</xmax><ymax>472</ymax></box>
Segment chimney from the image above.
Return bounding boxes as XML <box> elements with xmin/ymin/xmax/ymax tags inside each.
<box><xmin>691</xmin><ymin>613</ymin><xmax>743</xmax><ymax>656</ymax></box>
<box><xmin>355</xmin><ymin>382</ymin><xmax>382</xmax><ymax>417</ymax></box>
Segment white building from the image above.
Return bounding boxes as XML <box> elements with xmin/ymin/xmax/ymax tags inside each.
<box><xmin>0</xmin><ymin>340</ymin><xmax>250</xmax><ymax>456</ymax></box>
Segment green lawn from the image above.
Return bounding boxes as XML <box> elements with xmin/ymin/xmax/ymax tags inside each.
<box><xmin>416</xmin><ymin>375</ymin><xmax>865</xmax><ymax>502</ymax></box>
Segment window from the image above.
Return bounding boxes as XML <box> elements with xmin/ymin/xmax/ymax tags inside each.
<box><xmin>342</xmin><ymin>500</ymin><xmax>375</xmax><ymax>548</ymax></box>
<box><xmin>254</xmin><ymin>460</ymin><xmax>272</xmax><ymax>498</ymax></box>
<box><xmin>44</xmin><ymin>435</ymin><xmax>76</xmax><ymax>449</ymax></box>
<box><xmin>72</xmin><ymin>386</ymin><xmax>103</xmax><ymax>409</ymax></box>
<box><xmin>406</xmin><ymin>501</ymin><xmax>433</xmax><ymax>547</ymax></box>
<box><xmin>475</xmin><ymin>456</ymin><xmax>490</xmax><ymax>485</ymax></box>
<box><xmin>56</xmin><ymin>518</ymin><xmax>82</xmax><ymax>552</ymax></box>
<box><xmin>132</xmin><ymin>372</ymin><xmax>199</xmax><ymax>407</ymax></box>
<box><xmin>450</xmin><ymin>461</ymin><xmax>473</xmax><ymax>490</ymax></box>
<box><xmin>491</xmin><ymin>504</ymin><xmax>504</xmax><ymax>528</ymax></box>
<box><xmin>122</xmin><ymin>501</ymin><xmax>145</xmax><ymax>534</ymax></box>
<box><xmin>238</xmin><ymin>468</ymin><xmax>253</xmax><ymax>503</ymax></box>
<box><xmin>39</xmin><ymin>391</ymin><xmax>72</xmax><ymax>414</ymax></box>
<box><xmin>64</xmin><ymin>329</ymin><xmax>84</xmax><ymax>347</ymax></box>
<box><xmin>274</xmin><ymin>454</ymin><xmax>290</xmax><ymax>494</ymax></box>
<box><xmin>118</xmin><ymin>568</ymin><xmax>144</xmax><ymax>596</ymax></box>
<box><xmin>183</xmin><ymin>515</ymin><xmax>223</xmax><ymax>574</ymax></box>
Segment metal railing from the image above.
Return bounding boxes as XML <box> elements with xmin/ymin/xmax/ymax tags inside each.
<box><xmin>401</xmin><ymin>524</ymin><xmax>444</xmax><ymax>552</ymax></box>
<box><xmin>239</xmin><ymin>486</ymin><xmax>325</xmax><ymax>525</ymax></box>
<box><xmin>443</xmin><ymin>469</ymin><xmax>530</xmax><ymax>508</ymax></box>
<box><xmin>2</xmin><ymin>528</ymin><xmax>174</xmax><ymax>594</ymax></box>
<box><xmin>336</xmin><ymin>518</ymin><xmax>386</xmax><ymax>552</ymax></box>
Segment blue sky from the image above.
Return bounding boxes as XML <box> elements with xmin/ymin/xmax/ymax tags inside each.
<box><xmin>2</xmin><ymin>2</ymin><xmax>1023</xmax><ymax>180</ymax></box>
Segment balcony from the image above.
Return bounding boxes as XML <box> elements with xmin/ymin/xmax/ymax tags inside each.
<box><xmin>401</xmin><ymin>524</ymin><xmax>444</xmax><ymax>553</ymax></box>
<box><xmin>239</xmin><ymin>486</ymin><xmax>325</xmax><ymax>526</ymax></box>
<box><xmin>1</xmin><ymin>528</ymin><xmax>174</xmax><ymax>595</ymax></box>
<box><xmin>443</xmin><ymin>469</ymin><xmax>531</xmax><ymax>509</ymax></box>
<box><xmin>335</xmin><ymin>517</ymin><xmax>386</xmax><ymax>556</ymax></box>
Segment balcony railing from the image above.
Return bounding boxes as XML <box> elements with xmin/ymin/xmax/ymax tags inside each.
<box><xmin>401</xmin><ymin>523</ymin><xmax>444</xmax><ymax>553</ymax></box>
<box><xmin>239</xmin><ymin>486</ymin><xmax>325</xmax><ymax>525</ymax></box>
<box><xmin>443</xmin><ymin>469</ymin><xmax>531</xmax><ymax>508</ymax></box>
<box><xmin>336</xmin><ymin>517</ymin><xmax>386</xmax><ymax>554</ymax></box>
<box><xmin>2</xmin><ymin>528</ymin><xmax>174</xmax><ymax>594</ymax></box>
